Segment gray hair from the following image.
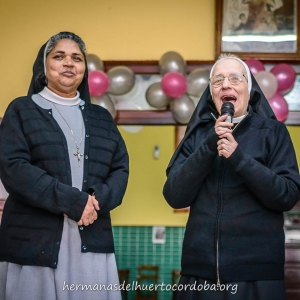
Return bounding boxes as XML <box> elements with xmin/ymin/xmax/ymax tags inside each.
<box><xmin>44</xmin><ymin>31</ymin><xmax>86</xmax><ymax>74</ymax></box>
<box><xmin>209</xmin><ymin>53</ymin><xmax>252</xmax><ymax>94</ymax></box>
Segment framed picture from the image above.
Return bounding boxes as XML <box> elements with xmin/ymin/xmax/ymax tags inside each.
<box><xmin>152</xmin><ymin>226</ymin><xmax>166</xmax><ymax>244</ymax></box>
<box><xmin>215</xmin><ymin>0</ymin><xmax>300</xmax><ymax>60</ymax></box>
<box><xmin>284</xmin><ymin>74</ymin><xmax>300</xmax><ymax>110</ymax></box>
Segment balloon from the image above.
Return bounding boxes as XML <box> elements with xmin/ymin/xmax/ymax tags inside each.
<box><xmin>270</xmin><ymin>63</ymin><xmax>296</xmax><ymax>95</ymax></box>
<box><xmin>107</xmin><ymin>66</ymin><xmax>135</xmax><ymax>95</ymax></box>
<box><xmin>244</xmin><ymin>59</ymin><xmax>265</xmax><ymax>75</ymax></box>
<box><xmin>88</xmin><ymin>70</ymin><xmax>110</xmax><ymax>96</ymax></box>
<box><xmin>161</xmin><ymin>72</ymin><xmax>187</xmax><ymax>98</ymax></box>
<box><xmin>91</xmin><ymin>94</ymin><xmax>116</xmax><ymax>119</ymax></box>
<box><xmin>159</xmin><ymin>51</ymin><xmax>186</xmax><ymax>76</ymax></box>
<box><xmin>86</xmin><ymin>54</ymin><xmax>104</xmax><ymax>72</ymax></box>
<box><xmin>254</xmin><ymin>71</ymin><xmax>278</xmax><ymax>99</ymax></box>
<box><xmin>186</xmin><ymin>68</ymin><xmax>210</xmax><ymax>98</ymax></box>
<box><xmin>145</xmin><ymin>82</ymin><xmax>172</xmax><ymax>108</ymax></box>
<box><xmin>171</xmin><ymin>95</ymin><xmax>195</xmax><ymax>124</ymax></box>
<box><xmin>268</xmin><ymin>93</ymin><xmax>289</xmax><ymax>122</ymax></box>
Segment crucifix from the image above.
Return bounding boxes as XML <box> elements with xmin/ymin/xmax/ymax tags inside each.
<box><xmin>74</xmin><ymin>146</ymin><xmax>84</xmax><ymax>167</ymax></box>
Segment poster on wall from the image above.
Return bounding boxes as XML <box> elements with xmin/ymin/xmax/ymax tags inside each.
<box><xmin>152</xmin><ymin>226</ymin><xmax>166</xmax><ymax>244</ymax></box>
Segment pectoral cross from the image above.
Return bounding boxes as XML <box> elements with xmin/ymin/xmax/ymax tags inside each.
<box><xmin>74</xmin><ymin>146</ymin><xmax>83</xmax><ymax>167</ymax></box>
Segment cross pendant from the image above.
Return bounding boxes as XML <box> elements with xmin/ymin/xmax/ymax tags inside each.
<box><xmin>74</xmin><ymin>146</ymin><xmax>83</xmax><ymax>167</ymax></box>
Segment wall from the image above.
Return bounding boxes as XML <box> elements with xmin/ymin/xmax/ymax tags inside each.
<box><xmin>113</xmin><ymin>226</ymin><xmax>185</xmax><ymax>300</ymax></box>
<box><xmin>288</xmin><ymin>127</ymin><xmax>300</xmax><ymax>162</ymax></box>
<box><xmin>111</xmin><ymin>126</ymin><xmax>189</xmax><ymax>226</ymax></box>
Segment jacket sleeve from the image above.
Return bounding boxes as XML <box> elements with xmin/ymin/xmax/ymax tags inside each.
<box><xmin>228</xmin><ymin>122</ymin><xmax>300</xmax><ymax>212</ymax></box>
<box><xmin>163</xmin><ymin>127</ymin><xmax>219</xmax><ymax>208</ymax></box>
<box><xmin>0</xmin><ymin>106</ymin><xmax>88</xmax><ymax>222</ymax></box>
<box><xmin>87</xmin><ymin>127</ymin><xmax>129</xmax><ymax>215</ymax></box>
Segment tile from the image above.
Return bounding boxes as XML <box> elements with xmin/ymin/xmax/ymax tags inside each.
<box><xmin>113</xmin><ymin>226</ymin><xmax>184</xmax><ymax>300</ymax></box>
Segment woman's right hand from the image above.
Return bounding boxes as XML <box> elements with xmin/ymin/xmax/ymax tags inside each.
<box><xmin>78</xmin><ymin>195</ymin><xmax>99</xmax><ymax>226</ymax></box>
<box><xmin>215</xmin><ymin>114</ymin><xmax>233</xmax><ymax>138</ymax></box>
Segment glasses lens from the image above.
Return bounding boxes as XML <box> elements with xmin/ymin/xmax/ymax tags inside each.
<box><xmin>229</xmin><ymin>74</ymin><xmax>243</xmax><ymax>85</ymax></box>
<box><xmin>211</xmin><ymin>76</ymin><xmax>224</xmax><ymax>87</ymax></box>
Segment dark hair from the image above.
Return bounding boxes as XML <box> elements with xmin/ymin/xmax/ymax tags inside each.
<box><xmin>44</xmin><ymin>31</ymin><xmax>86</xmax><ymax>59</ymax></box>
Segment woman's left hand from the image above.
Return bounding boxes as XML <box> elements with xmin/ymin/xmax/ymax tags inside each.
<box><xmin>77</xmin><ymin>195</ymin><xmax>99</xmax><ymax>226</ymax></box>
<box><xmin>217</xmin><ymin>133</ymin><xmax>238</xmax><ymax>158</ymax></box>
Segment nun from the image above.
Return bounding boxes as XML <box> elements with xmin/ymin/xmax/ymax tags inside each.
<box><xmin>0</xmin><ymin>31</ymin><xmax>128</xmax><ymax>300</ymax></box>
<box><xmin>163</xmin><ymin>54</ymin><xmax>300</xmax><ymax>299</ymax></box>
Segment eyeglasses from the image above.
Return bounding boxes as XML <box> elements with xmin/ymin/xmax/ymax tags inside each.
<box><xmin>209</xmin><ymin>73</ymin><xmax>248</xmax><ymax>87</ymax></box>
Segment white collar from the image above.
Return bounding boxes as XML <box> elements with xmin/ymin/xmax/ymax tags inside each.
<box><xmin>232</xmin><ymin>115</ymin><xmax>246</xmax><ymax>123</ymax></box>
<box><xmin>39</xmin><ymin>87</ymin><xmax>80</xmax><ymax>106</ymax></box>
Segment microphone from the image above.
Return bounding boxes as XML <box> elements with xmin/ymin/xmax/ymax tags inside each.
<box><xmin>221</xmin><ymin>102</ymin><xmax>234</xmax><ymax>123</ymax></box>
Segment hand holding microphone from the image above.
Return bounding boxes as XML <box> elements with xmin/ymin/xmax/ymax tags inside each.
<box><xmin>215</xmin><ymin>102</ymin><xmax>234</xmax><ymax>137</ymax></box>
<box><xmin>215</xmin><ymin>102</ymin><xmax>238</xmax><ymax>158</ymax></box>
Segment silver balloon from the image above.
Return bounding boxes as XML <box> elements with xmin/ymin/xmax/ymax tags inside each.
<box><xmin>86</xmin><ymin>54</ymin><xmax>104</xmax><ymax>72</ymax></box>
<box><xmin>159</xmin><ymin>51</ymin><xmax>186</xmax><ymax>76</ymax></box>
<box><xmin>145</xmin><ymin>82</ymin><xmax>172</xmax><ymax>108</ymax></box>
<box><xmin>172</xmin><ymin>94</ymin><xmax>195</xmax><ymax>124</ymax></box>
<box><xmin>91</xmin><ymin>94</ymin><xmax>116</xmax><ymax>119</ymax></box>
<box><xmin>187</xmin><ymin>68</ymin><xmax>210</xmax><ymax>98</ymax></box>
<box><xmin>107</xmin><ymin>66</ymin><xmax>135</xmax><ymax>95</ymax></box>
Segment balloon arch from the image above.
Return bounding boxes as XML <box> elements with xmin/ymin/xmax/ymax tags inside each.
<box><xmin>87</xmin><ymin>53</ymin><xmax>296</xmax><ymax>124</ymax></box>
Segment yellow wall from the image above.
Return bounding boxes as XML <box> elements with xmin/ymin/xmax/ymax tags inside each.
<box><xmin>111</xmin><ymin>126</ymin><xmax>189</xmax><ymax>226</ymax></box>
<box><xmin>1</xmin><ymin>0</ymin><xmax>299</xmax><ymax>227</ymax></box>
<box><xmin>287</xmin><ymin>127</ymin><xmax>300</xmax><ymax>163</ymax></box>
<box><xmin>0</xmin><ymin>0</ymin><xmax>215</xmax><ymax>115</ymax></box>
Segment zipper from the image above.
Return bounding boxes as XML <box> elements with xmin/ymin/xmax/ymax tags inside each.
<box><xmin>217</xmin><ymin>242</ymin><xmax>220</xmax><ymax>287</ymax></box>
<box><xmin>213</xmin><ymin>111</ymin><xmax>248</xmax><ymax>286</ymax></box>
<box><xmin>216</xmin><ymin>157</ymin><xmax>225</xmax><ymax>287</ymax></box>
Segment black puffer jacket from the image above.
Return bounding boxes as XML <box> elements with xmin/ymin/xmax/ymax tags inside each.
<box><xmin>163</xmin><ymin>81</ymin><xmax>300</xmax><ymax>283</ymax></box>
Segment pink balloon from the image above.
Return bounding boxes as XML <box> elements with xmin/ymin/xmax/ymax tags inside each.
<box><xmin>161</xmin><ymin>72</ymin><xmax>187</xmax><ymax>98</ymax></box>
<box><xmin>88</xmin><ymin>70</ymin><xmax>110</xmax><ymax>96</ymax></box>
<box><xmin>244</xmin><ymin>59</ymin><xmax>265</xmax><ymax>75</ymax></box>
<box><xmin>270</xmin><ymin>63</ymin><xmax>296</xmax><ymax>95</ymax></box>
<box><xmin>268</xmin><ymin>93</ymin><xmax>289</xmax><ymax>122</ymax></box>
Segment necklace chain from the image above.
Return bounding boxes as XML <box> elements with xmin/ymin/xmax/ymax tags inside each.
<box><xmin>52</xmin><ymin>103</ymin><xmax>84</xmax><ymax>166</ymax></box>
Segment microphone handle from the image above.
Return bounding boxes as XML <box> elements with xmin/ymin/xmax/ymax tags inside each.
<box><xmin>223</xmin><ymin>114</ymin><xmax>233</xmax><ymax>123</ymax></box>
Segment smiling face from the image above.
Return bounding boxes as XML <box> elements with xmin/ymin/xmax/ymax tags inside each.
<box><xmin>45</xmin><ymin>39</ymin><xmax>86</xmax><ymax>97</ymax></box>
<box><xmin>211</xmin><ymin>59</ymin><xmax>250</xmax><ymax>117</ymax></box>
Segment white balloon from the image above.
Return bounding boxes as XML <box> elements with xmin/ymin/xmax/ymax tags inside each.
<box><xmin>254</xmin><ymin>71</ymin><xmax>278</xmax><ymax>99</ymax></box>
<box><xmin>120</xmin><ymin>125</ymin><xmax>144</xmax><ymax>134</ymax></box>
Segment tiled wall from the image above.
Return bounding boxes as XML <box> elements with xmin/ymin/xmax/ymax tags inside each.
<box><xmin>113</xmin><ymin>226</ymin><xmax>185</xmax><ymax>300</ymax></box>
